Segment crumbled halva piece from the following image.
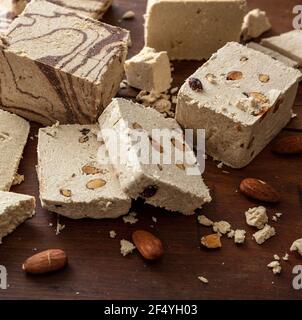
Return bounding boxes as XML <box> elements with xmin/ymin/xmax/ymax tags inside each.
<box><xmin>217</xmin><ymin>162</ymin><xmax>223</xmax><ymax>169</ymax></box>
<box><xmin>109</xmin><ymin>230</ymin><xmax>117</xmax><ymax>239</ymax></box>
<box><xmin>152</xmin><ymin>97</ymin><xmax>173</xmax><ymax>115</ymax></box>
<box><xmin>120</xmin><ymin>239</ymin><xmax>136</xmax><ymax>256</ymax></box>
<box><xmin>123</xmin><ymin>212</ymin><xmax>138</xmax><ymax>225</ymax></box>
<box><xmin>37</xmin><ymin>124</ymin><xmax>131</xmax><ymax>219</ymax></box>
<box><xmin>201</xmin><ymin>234</ymin><xmax>222</xmax><ymax>249</ymax></box>
<box><xmin>145</xmin><ymin>0</ymin><xmax>247</xmax><ymax>60</ymax></box>
<box><xmin>290</xmin><ymin>239</ymin><xmax>302</xmax><ymax>256</ymax></box>
<box><xmin>0</xmin><ymin>191</ymin><xmax>35</xmax><ymax>243</ymax></box>
<box><xmin>247</xmin><ymin>42</ymin><xmax>299</xmax><ymax>69</ymax></box>
<box><xmin>152</xmin><ymin>216</ymin><xmax>157</xmax><ymax>223</ymax></box>
<box><xmin>267</xmin><ymin>261</ymin><xmax>282</xmax><ymax>275</ymax></box>
<box><xmin>12</xmin><ymin>174</ymin><xmax>25</xmax><ymax>186</ymax></box>
<box><xmin>234</xmin><ymin>229</ymin><xmax>246</xmax><ymax>244</ymax></box>
<box><xmin>213</xmin><ymin>221</ymin><xmax>231</xmax><ymax>235</ymax></box>
<box><xmin>98</xmin><ymin>98</ymin><xmax>211</xmax><ymax>215</ymax></box>
<box><xmin>0</xmin><ymin>110</ymin><xmax>30</xmax><ymax>191</ymax></box>
<box><xmin>119</xmin><ymin>79</ymin><xmax>128</xmax><ymax>89</ymax></box>
<box><xmin>125</xmin><ymin>47</ymin><xmax>172</xmax><ymax>93</ymax></box>
<box><xmin>197</xmin><ymin>215</ymin><xmax>213</xmax><ymax>227</ymax></box>
<box><xmin>170</xmin><ymin>87</ymin><xmax>179</xmax><ymax>95</ymax></box>
<box><xmin>176</xmin><ymin>42</ymin><xmax>302</xmax><ymax>168</ymax></box>
<box><xmin>55</xmin><ymin>217</ymin><xmax>65</xmax><ymax>235</ymax></box>
<box><xmin>121</xmin><ymin>10</ymin><xmax>135</xmax><ymax>20</ymax></box>
<box><xmin>253</xmin><ymin>224</ymin><xmax>276</xmax><ymax>245</ymax></box>
<box><xmin>275</xmin><ymin>212</ymin><xmax>282</xmax><ymax>218</ymax></box>
<box><xmin>267</xmin><ymin>261</ymin><xmax>279</xmax><ymax>268</ymax></box>
<box><xmin>171</xmin><ymin>96</ymin><xmax>178</xmax><ymax>105</ymax></box>
<box><xmin>241</xmin><ymin>9</ymin><xmax>271</xmax><ymax>40</ymax></box>
<box><xmin>135</xmin><ymin>90</ymin><xmax>176</xmax><ymax>119</ymax></box>
<box><xmin>245</xmin><ymin>206</ymin><xmax>268</xmax><ymax>229</ymax></box>
<box><xmin>282</xmin><ymin>253</ymin><xmax>289</xmax><ymax>261</ymax></box>
<box><xmin>273</xmin><ymin>254</ymin><xmax>280</xmax><ymax>260</ymax></box>
<box><xmin>273</xmin><ymin>266</ymin><xmax>282</xmax><ymax>275</ymax></box>
<box><xmin>198</xmin><ymin>276</ymin><xmax>209</xmax><ymax>284</ymax></box>
<box><xmin>137</xmin><ymin>91</ymin><xmax>168</xmax><ymax>104</ymax></box>
<box><xmin>0</xmin><ymin>0</ymin><xmax>129</xmax><ymax>125</ymax></box>
<box><xmin>227</xmin><ymin>230</ymin><xmax>235</xmax><ymax>238</ymax></box>
<box><xmin>261</xmin><ymin>30</ymin><xmax>302</xmax><ymax>67</ymax></box>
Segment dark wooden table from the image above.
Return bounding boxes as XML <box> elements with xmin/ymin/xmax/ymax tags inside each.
<box><xmin>1</xmin><ymin>0</ymin><xmax>302</xmax><ymax>300</ymax></box>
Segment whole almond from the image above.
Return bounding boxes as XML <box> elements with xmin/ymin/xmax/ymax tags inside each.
<box><xmin>86</xmin><ymin>178</ymin><xmax>106</xmax><ymax>189</ymax></box>
<box><xmin>205</xmin><ymin>73</ymin><xmax>217</xmax><ymax>84</ymax></box>
<box><xmin>227</xmin><ymin>71</ymin><xmax>243</xmax><ymax>80</ymax></box>
<box><xmin>239</xmin><ymin>178</ymin><xmax>280</xmax><ymax>203</ymax></box>
<box><xmin>259</xmin><ymin>74</ymin><xmax>270</xmax><ymax>83</ymax></box>
<box><xmin>82</xmin><ymin>165</ymin><xmax>101</xmax><ymax>175</ymax></box>
<box><xmin>22</xmin><ymin>249</ymin><xmax>68</xmax><ymax>274</ymax></box>
<box><xmin>272</xmin><ymin>135</ymin><xmax>302</xmax><ymax>154</ymax></box>
<box><xmin>60</xmin><ymin>188</ymin><xmax>72</xmax><ymax>198</ymax></box>
<box><xmin>132</xmin><ymin>122</ymin><xmax>143</xmax><ymax>130</ymax></box>
<box><xmin>132</xmin><ymin>230</ymin><xmax>163</xmax><ymax>260</ymax></box>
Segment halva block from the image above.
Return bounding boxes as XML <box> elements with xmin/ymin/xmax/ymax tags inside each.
<box><xmin>241</xmin><ymin>8</ymin><xmax>271</xmax><ymax>40</ymax></box>
<box><xmin>0</xmin><ymin>0</ymin><xmax>129</xmax><ymax>125</ymax></box>
<box><xmin>37</xmin><ymin>124</ymin><xmax>131</xmax><ymax>219</ymax></box>
<box><xmin>176</xmin><ymin>42</ymin><xmax>301</xmax><ymax>168</ymax></box>
<box><xmin>98</xmin><ymin>98</ymin><xmax>211</xmax><ymax>215</ymax></box>
<box><xmin>145</xmin><ymin>0</ymin><xmax>247</xmax><ymax>60</ymax></box>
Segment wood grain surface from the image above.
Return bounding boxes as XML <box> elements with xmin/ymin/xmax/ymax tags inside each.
<box><xmin>1</xmin><ymin>0</ymin><xmax>302</xmax><ymax>300</ymax></box>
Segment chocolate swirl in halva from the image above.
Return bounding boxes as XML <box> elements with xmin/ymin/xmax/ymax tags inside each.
<box><xmin>0</xmin><ymin>0</ymin><xmax>129</xmax><ymax>125</ymax></box>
